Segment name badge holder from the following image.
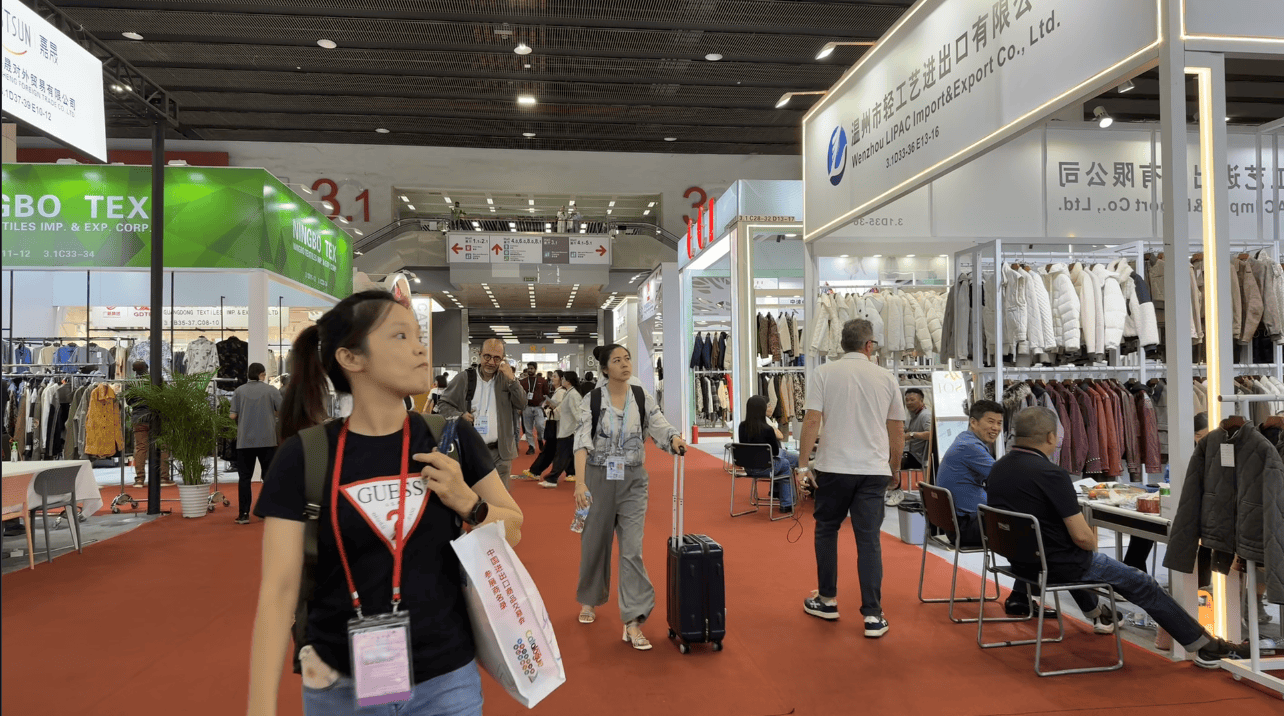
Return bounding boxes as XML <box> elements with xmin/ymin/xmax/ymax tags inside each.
<box><xmin>333</xmin><ymin>417</ymin><xmax>418</xmax><ymax>708</ymax></box>
<box><xmin>605</xmin><ymin>391</ymin><xmax>631</xmax><ymax>481</ymax></box>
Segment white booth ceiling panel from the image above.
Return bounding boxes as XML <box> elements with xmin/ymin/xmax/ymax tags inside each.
<box><xmin>936</xmin><ymin>130</ymin><xmax>1044</xmax><ymax>238</ymax></box>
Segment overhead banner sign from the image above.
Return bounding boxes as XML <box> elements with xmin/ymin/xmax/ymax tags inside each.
<box><xmin>1</xmin><ymin>0</ymin><xmax>107</xmax><ymax>162</ymax></box>
<box><xmin>1</xmin><ymin>164</ymin><xmax>353</xmax><ymax>298</ymax></box>
<box><xmin>447</xmin><ymin>234</ymin><xmax>611</xmax><ymax>265</ymax></box>
<box><xmin>83</xmin><ymin>305</ymin><xmax>285</xmax><ymax>330</ymax></box>
<box><xmin>803</xmin><ymin>0</ymin><xmax>1160</xmax><ymax>241</ymax></box>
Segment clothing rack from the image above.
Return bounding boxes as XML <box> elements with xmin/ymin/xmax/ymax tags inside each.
<box><xmin>758</xmin><ymin>366</ymin><xmax>805</xmax><ymax>373</ymax></box>
<box><xmin>1220</xmin><ymin>558</ymin><xmax>1284</xmax><ymax>696</ymax></box>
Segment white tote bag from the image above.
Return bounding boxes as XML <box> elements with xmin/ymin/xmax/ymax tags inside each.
<box><xmin>452</xmin><ymin>521</ymin><xmax>565</xmax><ymax>708</ymax></box>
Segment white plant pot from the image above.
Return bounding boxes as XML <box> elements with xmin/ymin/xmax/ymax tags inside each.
<box><xmin>178</xmin><ymin>483</ymin><xmax>209</xmax><ymax>519</ymax></box>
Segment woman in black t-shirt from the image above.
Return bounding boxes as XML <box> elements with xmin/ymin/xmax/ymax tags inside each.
<box><xmin>247</xmin><ymin>290</ymin><xmax>523</xmax><ymax>716</ymax></box>
<box><xmin>737</xmin><ymin>395</ymin><xmax>797</xmax><ymax>511</ymax></box>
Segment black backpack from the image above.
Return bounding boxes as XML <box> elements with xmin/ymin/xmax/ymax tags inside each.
<box><xmin>589</xmin><ymin>384</ymin><xmax>648</xmax><ymax>439</ymax></box>
<box><xmin>290</xmin><ymin>412</ymin><xmax>458</xmax><ymax>673</ymax></box>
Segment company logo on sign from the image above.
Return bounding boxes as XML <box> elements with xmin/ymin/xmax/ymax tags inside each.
<box><xmin>3</xmin><ymin>8</ymin><xmax>32</xmax><ymax>55</ymax></box>
<box><xmin>827</xmin><ymin>127</ymin><xmax>848</xmax><ymax>186</ymax></box>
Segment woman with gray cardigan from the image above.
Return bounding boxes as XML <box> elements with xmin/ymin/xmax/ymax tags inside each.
<box><xmin>574</xmin><ymin>344</ymin><xmax>687</xmax><ymax>650</ymax></box>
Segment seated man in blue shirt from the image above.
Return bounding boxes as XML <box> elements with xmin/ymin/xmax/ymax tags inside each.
<box><xmin>935</xmin><ymin>399</ymin><xmax>1048</xmax><ymax>617</ymax></box>
<box><xmin>988</xmin><ymin>407</ymin><xmax>1245</xmax><ymax>667</ymax></box>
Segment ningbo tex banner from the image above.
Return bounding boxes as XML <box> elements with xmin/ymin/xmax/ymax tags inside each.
<box><xmin>803</xmin><ymin>0</ymin><xmax>1159</xmax><ymax>241</ymax></box>
<box><xmin>0</xmin><ymin>164</ymin><xmax>352</xmax><ymax>298</ymax></box>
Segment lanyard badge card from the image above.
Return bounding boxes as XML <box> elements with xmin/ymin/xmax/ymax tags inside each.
<box><xmin>334</xmin><ymin>418</ymin><xmax>416</xmax><ymax>707</ymax></box>
<box><xmin>605</xmin><ymin>392</ymin><xmax>630</xmax><ymax>481</ymax></box>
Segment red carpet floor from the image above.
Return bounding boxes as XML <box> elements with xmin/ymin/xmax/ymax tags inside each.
<box><xmin>4</xmin><ymin>443</ymin><xmax>1280</xmax><ymax>715</ymax></box>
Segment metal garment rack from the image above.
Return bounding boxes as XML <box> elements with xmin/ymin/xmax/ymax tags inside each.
<box><xmin>1214</xmin><ymin>392</ymin><xmax>1284</xmax><ymax>695</ymax></box>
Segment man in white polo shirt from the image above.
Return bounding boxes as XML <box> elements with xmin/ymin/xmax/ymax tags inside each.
<box><xmin>796</xmin><ymin>319</ymin><xmax>905</xmax><ymax>638</ymax></box>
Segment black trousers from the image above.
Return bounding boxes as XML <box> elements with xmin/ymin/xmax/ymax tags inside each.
<box><xmin>543</xmin><ymin>436</ymin><xmax>577</xmax><ymax>484</ymax></box>
<box><xmin>236</xmin><ymin>446</ymin><xmax>277</xmax><ymax>516</ymax></box>
<box><xmin>529</xmin><ymin>419</ymin><xmax>559</xmax><ymax>475</ymax></box>
<box><xmin>955</xmin><ymin>511</ymin><xmax>1029</xmax><ymax>599</ymax></box>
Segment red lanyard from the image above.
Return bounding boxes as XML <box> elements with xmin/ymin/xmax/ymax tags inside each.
<box><xmin>331</xmin><ymin>416</ymin><xmax>412</xmax><ymax>617</ymax></box>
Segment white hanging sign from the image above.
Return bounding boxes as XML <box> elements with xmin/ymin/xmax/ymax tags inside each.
<box><xmin>804</xmin><ymin>0</ymin><xmax>1159</xmax><ymax>241</ymax></box>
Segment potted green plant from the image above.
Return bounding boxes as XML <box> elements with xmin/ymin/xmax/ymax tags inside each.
<box><xmin>124</xmin><ymin>372</ymin><xmax>238</xmax><ymax>518</ymax></box>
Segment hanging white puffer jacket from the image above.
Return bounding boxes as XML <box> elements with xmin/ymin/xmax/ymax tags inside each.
<box><xmin>810</xmin><ymin>292</ymin><xmax>837</xmax><ymax>356</ymax></box>
<box><xmin>1027</xmin><ymin>267</ymin><xmax>1056</xmax><ymax>357</ymax></box>
<box><xmin>880</xmin><ymin>293</ymin><xmax>903</xmax><ymax>351</ymax></box>
<box><xmin>1093</xmin><ymin>263</ymin><xmax>1127</xmax><ymax>353</ymax></box>
<box><xmin>835</xmin><ymin>292</ymin><xmax>853</xmax><ymax>324</ymax></box>
<box><xmin>862</xmin><ymin>292</ymin><xmax>887</xmax><ymax>346</ymax></box>
<box><xmin>910</xmin><ymin>292</ymin><xmax>932</xmax><ymax>354</ymax></box>
<box><xmin>1109</xmin><ymin>258</ymin><xmax>1143</xmax><ymax>341</ymax></box>
<box><xmin>901</xmin><ymin>292</ymin><xmax>918</xmax><ymax>353</ymax></box>
<box><xmin>1002</xmin><ymin>264</ymin><xmax>1029</xmax><ymax>356</ymax></box>
<box><xmin>1070</xmin><ymin>263</ymin><xmax>1102</xmax><ymax>355</ymax></box>
<box><xmin>1045</xmin><ymin>263</ymin><xmax>1082</xmax><ymax>353</ymax></box>
<box><xmin>1022</xmin><ymin>267</ymin><xmax>1055</xmax><ymax>356</ymax></box>
<box><xmin>926</xmin><ymin>292</ymin><xmax>944</xmax><ymax>354</ymax></box>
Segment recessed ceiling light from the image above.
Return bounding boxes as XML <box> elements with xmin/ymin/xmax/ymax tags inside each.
<box><xmin>524</xmin><ymin>63</ymin><xmax>532</xmax><ymax>68</ymax></box>
<box><xmin>939</xmin><ymin>254</ymin><xmax>949</xmax><ymax>258</ymax></box>
<box><xmin>568</xmin><ymin>200</ymin><xmax>575</xmax><ymax>206</ymax></box>
<box><xmin>839</xmin><ymin>254</ymin><xmax>849</xmax><ymax>258</ymax></box>
<box><xmin>317</xmin><ymin>39</ymin><xmax>337</xmax><ymax>49</ymax></box>
<box><xmin>664</xmin><ymin>137</ymin><xmax>677</xmax><ymax>142</ymax></box>
<box><xmin>400</xmin><ymin>195</ymin><xmax>409</xmax><ymax>202</ymax></box>
<box><xmin>606</xmin><ymin>209</ymin><xmax>612</xmax><ymax>214</ymax></box>
<box><xmin>514</xmin><ymin>42</ymin><xmax>532</xmax><ymax>55</ymax></box>
<box><xmin>643</xmin><ymin>210</ymin><xmax>650</xmax><ymax>215</ymax></box>
<box><xmin>784</xmin><ymin>233</ymin><xmax>798</xmax><ymax>237</ymax></box>
<box><xmin>647</xmin><ymin>202</ymin><xmax>656</xmax><ymax>208</ymax></box>
<box><xmin>517</xmin><ymin>95</ymin><xmax>537</xmax><ymax>105</ymax></box>
<box><xmin>490</xmin><ymin>207</ymin><xmax>496</xmax><ymax>212</ymax></box>
<box><xmin>122</xmin><ymin>31</ymin><xmax>144</xmax><ymax>40</ymax></box>
<box><xmin>508</xmin><ymin>222</ymin><xmax>517</xmax><ymax>228</ymax></box>
<box><xmin>406</xmin><ymin>204</ymin><xmax>416</xmax><ymax>210</ymax></box>
<box><xmin>905</xmin><ymin>254</ymin><xmax>916</xmax><ymax>258</ymax></box>
<box><xmin>444</xmin><ymin>196</ymin><xmax>453</xmax><ymax>204</ymax></box>
<box><xmin>523</xmin><ymin>132</ymin><xmax>536</xmax><ymax>138</ymax></box>
<box><xmin>608</xmin><ymin>200</ymin><xmax>616</xmax><ymax>207</ymax></box>
<box><xmin>705</xmin><ymin>53</ymin><xmax>723</xmax><ymax>61</ymax></box>
<box><xmin>375</xmin><ymin>128</ymin><xmax>390</xmax><ymax>134</ymax></box>
<box><xmin>872</xmin><ymin>254</ymin><xmax>882</xmax><ymax>258</ymax></box>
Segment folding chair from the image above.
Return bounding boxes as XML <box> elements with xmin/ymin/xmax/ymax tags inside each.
<box><xmin>976</xmin><ymin>505</ymin><xmax>1124</xmax><ymax>676</ymax></box>
<box><xmin>724</xmin><ymin>443</ymin><xmax>790</xmax><ymax>520</ymax></box>
<box><xmin>29</xmin><ymin>466</ymin><xmax>85</xmax><ymax>565</ymax></box>
<box><xmin>917</xmin><ymin>483</ymin><xmax>1000</xmax><ymax>623</ymax></box>
<box><xmin>2</xmin><ymin>475</ymin><xmax>35</xmax><ymax>570</ymax></box>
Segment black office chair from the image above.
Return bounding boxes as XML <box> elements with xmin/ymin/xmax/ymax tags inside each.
<box><xmin>29</xmin><ymin>466</ymin><xmax>85</xmax><ymax>565</ymax></box>
<box><xmin>917</xmin><ymin>483</ymin><xmax>1001</xmax><ymax>623</ymax></box>
<box><xmin>723</xmin><ymin>443</ymin><xmax>790</xmax><ymax>521</ymax></box>
<box><xmin>976</xmin><ymin>505</ymin><xmax>1124</xmax><ymax>677</ymax></box>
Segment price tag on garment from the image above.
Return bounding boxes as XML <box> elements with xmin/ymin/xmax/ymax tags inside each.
<box><xmin>1220</xmin><ymin>444</ymin><xmax>1235</xmax><ymax>468</ymax></box>
<box><xmin>348</xmin><ymin>612</ymin><xmax>414</xmax><ymax>707</ymax></box>
<box><xmin>606</xmin><ymin>456</ymin><xmax>626</xmax><ymax>481</ymax></box>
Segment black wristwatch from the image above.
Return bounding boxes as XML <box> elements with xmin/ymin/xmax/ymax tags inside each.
<box><xmin>463</xmin><ymin>497</ymin><xmax>489</xmax><ymax>526</ymax></box>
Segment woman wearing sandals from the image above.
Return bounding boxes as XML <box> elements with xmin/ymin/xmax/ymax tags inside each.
<box><xmin>573</xmin><ymin>344</ymin><xmax>688</xmax><ymax>650</ymax></box>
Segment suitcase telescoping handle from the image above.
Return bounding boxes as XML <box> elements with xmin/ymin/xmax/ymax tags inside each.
<box><xmin>671</xmin><ymin>447</ymin><xmax>686</xmax><ymax>541</ymax></box>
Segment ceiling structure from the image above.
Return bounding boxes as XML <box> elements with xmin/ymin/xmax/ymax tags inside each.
<box><xmin>52</xmin><ymin>0</ymin><xmax>911</xmax><ymax>155</ymax></box>
<box><xmin>392</xmin><ymin>190</ymin><xmax>661</xmax><ymax>223</ymax></box>
<box><xmin>44</xmin><ymin>2</ymin><xmax>1282</xmax><ymax>157</ymax></box>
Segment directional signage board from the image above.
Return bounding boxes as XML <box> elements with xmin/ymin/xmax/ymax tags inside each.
<box><xmin>447</xmin><ymin>234</ymin><xmax>611</xmax><ymax>265</ymax></box>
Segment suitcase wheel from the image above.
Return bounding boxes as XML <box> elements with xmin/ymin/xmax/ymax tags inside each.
<box><xmin>678</xmin><ymin>643</ymin><xmax>690</xmax><ymax>654</ymax></box>
<box><xmin>712</xmin><ymin>641</ymin><xmax>723</xmax><ymax>652</ymax></box>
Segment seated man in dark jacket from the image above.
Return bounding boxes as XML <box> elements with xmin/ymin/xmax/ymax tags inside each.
<box><xmin>988</xmin><ymin>407</ymin><xmax>1246</xmax><ymax>669</ymax></box>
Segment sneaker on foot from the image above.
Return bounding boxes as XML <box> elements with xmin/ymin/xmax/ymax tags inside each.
<box><xmin>525</xmin><ymin>446</ymin><xmax>536</xmax><ymax>455</ymax></box>
<box><xmin>803</xmin><ymin>594</ymin><xmax>839</xmax><ymax>621</ymax></box>
<box><xmin>538</xmin><ymin>481</ymin><xmax>558</xmax><ymax>489</ymax></box>
<box><xmin>1194</xmin><ymin>638</ymin><xmax>1249</xmax><ymax>668</ymax></box>
<box><xmin>1091</xmin><ymin>609</ymin><xmax>1121</xmax><ymax>635</ymax></box>
<box><xmin>565</xmin><ymin>476</ymin><xmax>576</xmax><ymax>482</ymax></box>
<box><xmin>234</xmin><ymin>515</ymin><xmax>250</xmax><ymax>525</ymax></box>
<box><xmin>519</xmin><ymin>470</ymin><xmax>537</xmax><ymax>481</ymax></box>
<box><xmin>863</xmin><ymin>615</ymin><xmax>890</xmax><ymax>638</ymax></box>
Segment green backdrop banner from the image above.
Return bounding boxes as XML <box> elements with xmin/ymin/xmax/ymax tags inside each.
<box><xmin>1</xmin><ymin>163</ymin><xmax>352</xmax><ymax>298</ymax></box>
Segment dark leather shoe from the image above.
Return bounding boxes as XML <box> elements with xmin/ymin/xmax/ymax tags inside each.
<box><xmin>526</xmin><ymin>446</ymin><xmax>536</xmax><ymax>455</ymax></box>
<box><xmin>1005</xmin><ymin>600</ymin><xmax>1059</xmax><ymax>619</ymax></box>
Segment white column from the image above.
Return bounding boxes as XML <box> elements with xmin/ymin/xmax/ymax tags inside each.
<box><xmin>659</xmin><ymin>263</ymin><xmax>683</xmax><ymax>423</ymax></box>
<box><xmin>248</xmin><ymin>271</ymin><xmax>270</xmax><ymax>370</ymax></box>
<box><xmin>731</xmin><ymin>221</ymin><xmax>754</xmax><ymax>431</ymax></box>
<box><xmin>1158</xmin><ymin>0</ymin><xmax>1198</xmax><ymax>657</ymax></box>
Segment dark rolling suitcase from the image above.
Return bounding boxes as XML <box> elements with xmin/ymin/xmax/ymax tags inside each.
<box><xmin>666</xmin><ymin>452</ymin><xmax>726</xmax><ymax>653</ymax></box>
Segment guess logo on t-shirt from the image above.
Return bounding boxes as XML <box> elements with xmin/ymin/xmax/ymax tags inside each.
<box><xmin>342</xmin><ymin>476</ymin><xmax>433</xmax><ymax>549</ymax></box>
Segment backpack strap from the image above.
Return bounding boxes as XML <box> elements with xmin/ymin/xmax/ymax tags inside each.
<box><xmin>294</xmin><ymin>421</ymin><xmax>331</xmax><ymax>673</ymax></box>
<box><xmin>589</xmin><ymin>385</ymin><xmax>649</xmax><ymax>440</ymax></box>
<box><xmin>465</xmin><ymin>368</ymin><xmax>477</xmax><ymax>411</ymax></box>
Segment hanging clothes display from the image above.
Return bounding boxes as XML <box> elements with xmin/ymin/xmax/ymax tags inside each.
<box><xmin>84</xmin><ymin>383</ymin><xmax>124</xmax><ymax>457</ymax></box>
<box><xmin>128</xmin><ymin>339</ymin><xmax>175</xmax><ymax>379</ymax></box>
<box><xmin>185</xmin><ymin>336</ymin><xmax>220</xmax><ymax>375</ymax></box>
<box><xmin>216</xmin><ymin>335</ymin><xmax>250</xmax><ymax>388</ymax></box>
<box><xmin>812</xmin><ymin>288</ymin><xmax>945</xmax><ymax>360</ymax></box>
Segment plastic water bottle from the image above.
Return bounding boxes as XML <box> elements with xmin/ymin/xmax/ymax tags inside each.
<box><xmin>570</xmin><ymin>494</ymin><xmax>591</xmax><ymax>533</ymax></box>
<box><xmin>9</xmin><ymin>440</ymin><xmax>17</xmax><ymax>462</ymax></box>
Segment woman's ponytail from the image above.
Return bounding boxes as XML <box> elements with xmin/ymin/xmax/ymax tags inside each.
<box><xmin>280</xmin><ymin>325</ymin><xmax>327</xmax><ymax>441</ymax></box>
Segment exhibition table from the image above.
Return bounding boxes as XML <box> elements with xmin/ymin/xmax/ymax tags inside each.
<box><xmin>1</xmin><ymin>460</ymin><xmax>103</xmax><ymax>517</ymax></box>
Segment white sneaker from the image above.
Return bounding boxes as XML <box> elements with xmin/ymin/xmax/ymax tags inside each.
<box><xmin>538</xmin><ymin>481</ymin><xmax>557</xmax><ymax>489</ymax></box>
